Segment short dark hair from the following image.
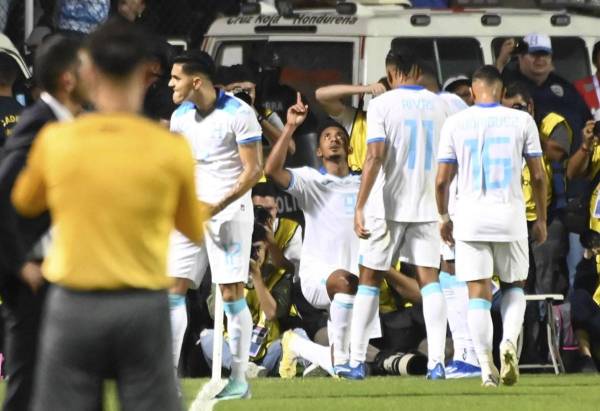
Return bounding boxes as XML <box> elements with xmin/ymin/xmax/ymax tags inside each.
<box><xmin>85</xmin><ymin>18</ymin><xmax>151</xmax><ymax>78</ymax></box>
<box><xmin>504</xmin><ymin>81</ymin><xmax>532</xmax><ymax>102</ymax></box>
<box><xmin>385</xmin><ymin>45</ymin><xmax>420</xmax><ymax>76</ymax></box>
<box><xmin>252</xmin><ymin>180</ymin><xmax>277</xmax><ymax>198</ymax></box>
<box><xmin>172</xmin><ymin>50</ymin><xmax>216</xmax><ymax>82</ymax></box>
<box><xmin>34</xmin><ymin>34</ymin><xmax>81</xmax><ymax>93</ymax></box>
<box><xmin>0</xmin><ymin>52</ymin><xmax>18</xmax><ymax>87</ymax></box>
<box><xmin>593</xmin><ymin>41</ymin><xmax>600</xmax><ymax>66</ymax></box>
<box><xmin>472</xmin><ymin>65</ymin><xmax>502</xmax><ymax>87</ymax></box>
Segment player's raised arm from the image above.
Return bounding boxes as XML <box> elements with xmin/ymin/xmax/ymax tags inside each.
<box><xmin>264</xmin><ymin>93</ymin><xmax>308</xmax><ymax>189</ymax></box>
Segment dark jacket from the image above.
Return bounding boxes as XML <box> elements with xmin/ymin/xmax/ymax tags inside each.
<box><xmin>0</xmin><ymin>100</ymin><xmax>55</xmax><ymax>292</ymax></box>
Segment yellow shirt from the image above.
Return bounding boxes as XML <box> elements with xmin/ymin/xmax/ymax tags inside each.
<box><xmin>12</xmin><ymin>113</ymin><xmax>206</xmax><ymax>291</ymax></box>
<box><xmin>522</xmin><ymin>112</ymin><xmax>571</xmax><ymax>221</ymax></box>
<box><xmin>588</xmin><ymin>147</ymin><xmax>600</xmax><ymax>233</ymax></box>
<box><xmin>347</xmin><ymin>109</ymin><xmax>367</xmax><ymax>173</ymax></box>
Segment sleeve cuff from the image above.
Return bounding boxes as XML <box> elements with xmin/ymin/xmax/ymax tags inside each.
<box><xmin>367</xmin><ymin>137</ymin><xmax>386</xmax><ymax>144</ymax></box>
<box><xmin>523</xmin><ymin>152</ymin><xmax>543</xmax><ymax>158</ymax></box>
<box><xmin>284</xmin><ymin>170</ymin><xmax>295</xmax><ymax>190</ymax></box>
<box><xmin>438</xmin><ymin>158</ymin><xmax>457</xmax><ymax>164</ymax></box>
<box><xmin>238</xmin><ymin>135</ymin><xmax>262</xmax><ymax>145</ymax></box>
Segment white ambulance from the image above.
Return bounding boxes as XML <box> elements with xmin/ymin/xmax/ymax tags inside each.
<box><xmin>202</xmin><ymin>0</ymin><xmax>598</xmax><ymax>112</ymax></box>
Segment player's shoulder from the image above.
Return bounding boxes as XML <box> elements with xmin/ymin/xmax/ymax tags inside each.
<box><xmin>289</xmin><ymin>165</ymin><xmax>321</xmax><ymax>179</ymax></box>
<box><xmin>215</xmin><ymin>91</ymin><xmax>253</xmax><ymax>117</ymax></box>
<box><xmin>171</xmin><ymin>101</ymin><xmax>196</xmax><ymax>119</ymax></box>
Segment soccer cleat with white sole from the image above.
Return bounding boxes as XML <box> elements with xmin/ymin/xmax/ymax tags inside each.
<box><xmin>279</xmin><ymin>330</ymin><xmax>298</xmax><ymax>379</ymax></box>
<box><xmin>500</xmin><ymin>340</ymin><xmax>519</xmax><ymax>386</ymax></box>
<box><xmin>215</xmin><ymin>378</ymin><xmax>251</xmax><ymax>400</ymax></box>
<box><xmin>446</xmin><ymin>360</ymin><xmax>482</xmax><ymax>379</ymax></box>
<box><xmin>481</xmin><ymin>364</ymin><xmax>500</xmax><ymax>387</ymax></box>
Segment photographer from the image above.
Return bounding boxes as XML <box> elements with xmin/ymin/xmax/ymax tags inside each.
<box><xmin>216</xmin><ymin>65</ymin><xmax>295</xmax><ymax>155</ymax></box>
<box><xmin>199</xmin><ymin>206</ymin><xmax>295</xmax><ymax>377</ymax></box>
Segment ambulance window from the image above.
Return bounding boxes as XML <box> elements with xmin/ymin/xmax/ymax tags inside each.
<box><xmin>492</xmin><ymin>36</ymin><xmax>590</xmax><ymax>83</ymax></box>
<box><xmin>391</xmin><ymin>37</ymin><xmax>483</xmax><ymax>84</ymax></box>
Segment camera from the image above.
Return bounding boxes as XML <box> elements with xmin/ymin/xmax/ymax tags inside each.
<box><xmin>250</xmin><ymin>206</ymin><xmax>272</xmax><ymax>260</ymax></box>
<box><xmin>511</xmin><ymin>39</ymin><xmax>528</xmax><ymax>56</ymax></box>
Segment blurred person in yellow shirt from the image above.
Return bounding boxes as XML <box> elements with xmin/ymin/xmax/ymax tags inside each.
<box><xmin>11</xmin><ymin>19</ymin><xmax>206</xmax><ymax>411</ymax></box>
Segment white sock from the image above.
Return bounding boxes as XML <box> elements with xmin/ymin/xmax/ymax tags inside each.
<box><xmin>224</xmin><ymin>298</ymin><xmax>253</xmax><ymax>383</ymax></box>
<box><xmin>169</xmin><ymin>294</ymin><xmax>187</xmax><ymax>369</ymax></box>
<box><xmin>349</xmin><ymin>285</ymin><xmax>379</xmax><ymax>366</ymax></box>
<box><xmin>500</xmin><ymin>287</ymin><xmax>526</xmax><ymax>346</ymax></box>
<box><xmin>421</xmin><ymin>282</ymin><xmax>447</xmax><ymax>369</ymax></box>
<box><xmin>439</xmin><ymin>272</ymin><xmax>478</xmax><ymax>366</ymax></box>
<box><xmin>467</xmin><ymin>298</ymin><xmax>493</xmax><ymax>374</ymax></box>
<box><xmin>329</xmin><ymin>293</ymin><xmax>355</xmax><ymax>366</ymax></box>
<box><xmin>290</xmin><ymin>332</ymin><xmax>334</xmax><ymax>376</ymax></box>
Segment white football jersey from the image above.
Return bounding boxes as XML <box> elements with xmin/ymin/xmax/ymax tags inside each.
<box><xmin>286</xmin><ymin>167</ymin><xmax>361</xmax><ymax>276</ymax></box>
<box><xmin>170</xmin><ymin>91</ymin><xmax>262</xmax><ymax>213</ymax></box>
<box><xmin>365</xmin><ymin>85</ymin><xmax>449</xmax><ymax>222</ymax></box>
<box><xmin>439</xmin><ymin>91</ymin><xmax>469</xmax><ymax>115</ymax></box>
<box><xmin>437</xmin><ymin>103</ymin><xmax>542</xmax><ymax>241</ymax></box>
<box><xmin>438</xmin><ymin>91</ymin><xmax>469</xmax><ymax>215</ymax></box>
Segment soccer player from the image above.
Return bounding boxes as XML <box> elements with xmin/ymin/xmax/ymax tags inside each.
<box><xmin>349</xmin><ymin>46</ymin><xmax>450</xmax><ymax>380</ymax></box>
<box><xmin>436</xmin><ymin>65</ymin><xmax>547</xmax><ymax>387</ymax></box>
<box><xmin>167</xmin><ymin>50</ymin><xmax>263</xmax><ymax>399</ymax></box>
<box><xmin>265</xmin><ymin>95</ymin><xmax>366</xmax><ymax>376</ymax></box>
<box><xmin>419</xmin><ymin>69</ymin><xmax>480</xmax><ymax>378</ymax></box>
<box><xmin>11</xmin><ymin>20</ymin><xmax>206</xmax><ymax>411</ymax></box>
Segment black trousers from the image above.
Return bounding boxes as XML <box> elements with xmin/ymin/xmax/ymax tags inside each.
<box><xmin>1</xmin><ymin>280</ymin><xmax>45</xmax><ymax>411</ymax></box>
<box><xmin>32</xmin><ymin>286</ymin><xmax>181</xmax><ymax>411</ymax></box>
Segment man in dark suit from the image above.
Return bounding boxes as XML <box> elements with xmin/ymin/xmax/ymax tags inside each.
<box><xmin>0</xmin><ymin>34</ymin><xmax>86</xmax><ymax>411</ymax></box>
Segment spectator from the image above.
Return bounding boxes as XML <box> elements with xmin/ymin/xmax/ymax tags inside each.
<box><xmin>570</xmin><ymin>230</ymin><xmax>600</xmax><ymax>372</ymax></box>
<box><xmin>315</xmin><ymin>79</ymin><xmax>388</xmax><ymax>172</ymax></box>
<box><xmin>0</xmin><ymin>34</ymin><xmax>85</xmax><ymax>411</ymax></box>
<box><xmin>217</xmin><ymin>65</ymin><xmax>294</xmax><ymax>154</ymax></box>
<box><xmin>0</xmin><ymin>52</ymin><xmax>22</xmax><ymax>152</ymax></box>
<box><xmin>116</xmin><ymin>0</ymin><xmax>146</xmax><ymax>23</ymax></box>
<box><xmin>201</xmin><ymin>215</ymin><xmax>295</xmax><ymax>377</ymax></box>
<box><xmin>251</xmin><ymin>180</ymin><xmax>302</xmax><ymax>278</ymax></box>
<box><xmin>143</xmin><ymin>34</ymin><xmax>177</xmax><ymax>125</ymax></box>
<box><xmin>442</xmin><ymin>75</ymin><xmax>473</xmax><ymax>106</ymax></box>
<box><xmin>499</xmin><ymin>33</ymin><xmax>591</xmax><ymax>293</ymax></box>
<box><xmin>55</xmin><ymin>0</ymin><xmax>110</xmax><ymax>36</ymax></box>
<box><xmin>573</xmin><ymin>41</ymin><xmax>600</xmax><ymax>114</ymax></box>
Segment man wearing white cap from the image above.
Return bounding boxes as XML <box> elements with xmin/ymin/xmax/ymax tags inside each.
<box><xmin>442</xmin><ymin>75</ymin><xmax>473</xmax><ymax>106</ymax></box>
<box><xmin>499</xmin><ymin>33</ymin><xmax>591</xmax><ymax>296</ymax></box>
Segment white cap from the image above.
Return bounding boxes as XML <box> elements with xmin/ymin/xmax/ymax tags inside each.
<box><xmin>442</xmin><ymin>75</ymin><xmax>470</xmax><ymax>92</ymax></box>
<box><xmin>523</xmin><ymin>33</ymin><xmax>552</xmax><ymax>54</ymax></box>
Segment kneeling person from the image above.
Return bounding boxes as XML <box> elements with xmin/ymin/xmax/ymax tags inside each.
<box><xmin>265</xmin><ymin>95</ymin><xmax>371</xmax><ymax>374</ymax></box>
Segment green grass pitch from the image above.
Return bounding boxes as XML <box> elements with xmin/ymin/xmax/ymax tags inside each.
<box><xmin>3</xmin><ymin>374</ymin><xmax>599</xmax><ymax>410</ymax></box>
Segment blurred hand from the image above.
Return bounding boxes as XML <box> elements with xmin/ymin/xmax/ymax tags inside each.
<box><xmin>368</xmin><ymin>82</ymin><xmax>387</xmax><ymax>96</ymax></box>
<box><xmin>531</xmin><ymin>219</ymin><xmax>547</xmax><ymax>246</ymax></box>
<box><xmin>250</xmin><ymin>242</ymin><xmax>267</xmax><ymax>278</ymax></box>
<box><xmin>582</xmin><ymin>120</ymin><xmax>597</xmax><ymax>149</ymax></box>
<box><xmin>286</xmin><ymin>92</ymin><xmax>308</xmax><ymax>127</ymax></box>
<box><xmin>20</xmin><ymin>261</ymin><xmax>44</xmax><ymax>294</ymax></box>
<box><xmin>496</xmin><ymin>38</ymin><xmax>516</xmax><ymax>69</ymax></box>
<box><xmin>439</xmin><ymin>220</ymin><xmax>455</xmax><ymax>247</ymax></box>
<box><xmin>354</xmin><ymin>208</ymin><xmax>370</xmax><ymax>239</ymax></box>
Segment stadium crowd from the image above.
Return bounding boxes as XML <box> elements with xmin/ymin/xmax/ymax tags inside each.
<box><xmin>1</xmin><ymin>1</ymin><xmax>600</xmax><ymax>410</ymax></box>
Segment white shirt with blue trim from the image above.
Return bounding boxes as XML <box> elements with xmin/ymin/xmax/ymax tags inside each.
<box><xmin>286</xmin><ymin>166</ymin><xmax>361</xmax><ymax>277</ymax></box>
<box><xmin>170</xmin><ymin>91</ymin><xmax>262</xmax><ymax>210</ymax></box>
<box><xmin>365</xmin><ymin>85</ymin><xmax>450</xmax><ymax>222</ymax></box>
<box><xmin>437</xmin><ymin>103</ymin><xmax>542</xmax><ymax>241</ymax></box>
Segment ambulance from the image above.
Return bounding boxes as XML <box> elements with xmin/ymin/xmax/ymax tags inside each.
<box><xmin>202</xmin><ymin>0</ymin><xmax>598</xmax><ymax>111</ymax></box>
